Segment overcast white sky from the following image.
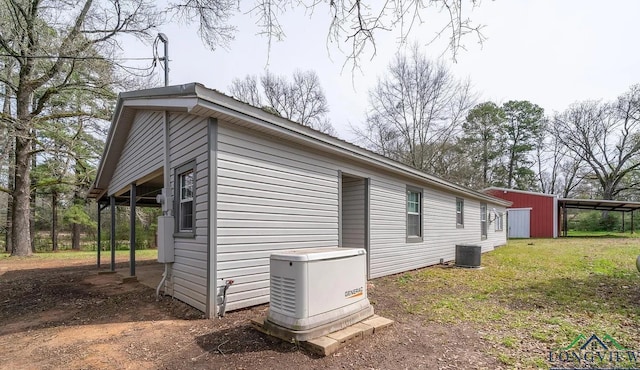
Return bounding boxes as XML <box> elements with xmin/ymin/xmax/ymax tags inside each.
<box><xmin>123</xmin><ymin>1</ymin><xmax>640</xmax><ymax>141</ymax></box>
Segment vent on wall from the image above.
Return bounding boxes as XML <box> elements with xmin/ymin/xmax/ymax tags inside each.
<box><xmin>270</xmin><ymin>275</ymin><xmax>296</xmax><ymax>315</ymax></box>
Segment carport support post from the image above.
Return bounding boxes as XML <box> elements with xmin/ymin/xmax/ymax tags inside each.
<box><xmin>563</xmin><ymin>206</ymin><xmax>568</xmax><ymax>237</ymax></box>
<box><xmin>110</xmin><ymin>196</ymin><xmax>116</xmax><ymax>272</ymax></box>
<box><xmin>622</xmin><ymin>212</ymin><xmax>625</xmax><ymax>233</ymax></box>
<box><xmin>97</xmin><ymin>201</ymin><xmax>101</xmax><ymax>268</ymax></box>
<box><xmin>129</xmin><ymin>183</ymin><xmax>136</xmax><ymax>277</ymax></box>
<box><xmin>632</xmin><ymin>211</ymin><xmax>635</xmax><ymax>234</ymax></box>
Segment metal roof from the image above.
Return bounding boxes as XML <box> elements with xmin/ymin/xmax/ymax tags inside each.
<box><xmin>558</xmin><ymin>198</ymin><xmax>640</xmax><ymax>212</ymax></box>
<box><xmin>90</xmin><ymin>82</ymin><xmax>511</xmax><ymax>207</ymax></box>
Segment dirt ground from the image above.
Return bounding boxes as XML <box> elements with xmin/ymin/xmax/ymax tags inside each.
<box><xmin>0</xmin><ymin>256</ymin><xmax>504</xmax><ymax>370</ymax></box>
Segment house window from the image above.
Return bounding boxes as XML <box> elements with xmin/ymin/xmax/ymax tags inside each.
<box><xmin>175</xmin><ymin>160</ymin><xmax>196</xmax><ymax>237</ymax></box>
<box><xmin>456</xmin><ymin>198</ymin><xmax>464</xmax><ymax>228</ymax></box>
<box><xmin>406</xmin><ymin>186</ymin><xmax>423</xmax><ymax>242</ymax></box>
<box><xmin>481</xmin><ymin>203</ymin><xmax>487</xmax><ymax>240</ymax></box>
<box><xmin>495</xmin><ymin>212</ymin><xmax>504</xmax><ymax>231</ymax></box>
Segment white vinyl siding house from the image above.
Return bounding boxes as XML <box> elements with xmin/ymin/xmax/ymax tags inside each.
<box><xmin>91</xmin><ymin>83</ymin><xmax>511</xmax><ymax>318</ymax></box>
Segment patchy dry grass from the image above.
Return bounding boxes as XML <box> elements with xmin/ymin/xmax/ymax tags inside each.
<box><xmin>376</xmin><ymin>238</ymin><xmax>640</xmax><ymax>369</ymax></box>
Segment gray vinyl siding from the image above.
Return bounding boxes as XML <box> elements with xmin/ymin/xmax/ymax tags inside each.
<box><xmin>169</xmin><ymin>113</ymin><xmax>209</xmax><ymax>312</ymax></box>
<box><xmin>215</xmin><ymin>121</ymin><xmax>507</xmax><ymax>312</ymax></box>
<box><xmin>108</xmin><ymin>111</ymin><xmax>163</xmax><ymax>194</ymax></box>
<box><xmin>216</xmin><ymin>122</ymin><xmax>339</xmax><ymax>311</ymax></box>
<box><xmin>423</xmin><ymin>189</ymin><xmax>488</xmax><ymax>263</ymax></box>
<box><xmin>368</xmin><ymin>186</ymin><xmax>507</xmax><ymax>277</ymax></box>
<box><xmin>367</xmin><ymin>178</ymin><xmax>415</xmax><ymax>277</ymax></box>
<box><xmin>341</xmin><ymin>177</ymin><xmax>365</xmax><ymax>248</ymax></box>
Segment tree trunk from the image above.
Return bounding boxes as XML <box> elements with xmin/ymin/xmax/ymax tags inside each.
<box><xmin>11</xmin><ymin>134</ymin><xmax>32</xmax><ymax>257</ymax></box>
<box><xmin>71</xmin><ymin>157</ymin><xmax>82</xmax><ymax>251</ymax></box>
<box><xmin>482</xmin><ymin>138</ymin><xmax>488</xmax><ymax>187</ymax></box>
<box><xmin>12</xmin><ymin>82</ymin><xmax>34</xmax><ymax>257</ymax></box>
<box><xmin>3</xmin><ymin>74</ymin><xmax>13</xmax><ymax>253</ymax></box>
<box><xmin>5</xmin><ymin>192</ymin><xmax>13</xmax><ymax>253</ymax></box>
<box><xmin>71</xmin><ymin>183</ymin><xmax>82</xmax><ymax>250</ymax></box>
<box><xmin>51</xmin><ymin>191</ymin><xmax>58</xmax><ymax>252</ymax></box>
<box><xmin>602</xmin><ymin>184</ymin><xmax>614</xmax><ymax>200</ymax></box>
<box><xmin>5</xmin><ymin>138</ymin><xmax>14</xmax><ymax>253</ymax></box>
<box><xmin>5</xmin><ymin>143</ymin><xmax>14</xmax><ymax>254</ymax></box>
<box><xmin>30</xmin><ymin>142</ymin><xmax>36</xmax><ymax>253</ymax></box>
<box><xmin>71</xmin><ymin>223</ymin><xmax>81</xmax><ymax>251</ymax></box>
<box><xmin>507</xmin><ymin>148</ymin><xmax>516</xmax><ymax>189</ymax></box>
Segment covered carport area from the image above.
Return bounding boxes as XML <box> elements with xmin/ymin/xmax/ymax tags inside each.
<box><xmin>89</xmin><ymin>168</ymin><xmax>164</xmax><ymax>277</ymax></box>
<box><xmin>558</xmin><ymin>198</ymin><xmax>640</xmax><ymax>236</ymax></box>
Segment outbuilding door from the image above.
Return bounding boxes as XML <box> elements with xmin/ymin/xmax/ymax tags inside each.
<box><xmin>508</xmin><ymin>208</ymin><xmax>531</xmax><ymax>238</ymax></box>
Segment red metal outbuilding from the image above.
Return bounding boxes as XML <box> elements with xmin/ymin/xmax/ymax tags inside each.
<box><xmin>484</xmin><ymin>187</ymin><xmax>558</xmax><ymax>238</ymax></box>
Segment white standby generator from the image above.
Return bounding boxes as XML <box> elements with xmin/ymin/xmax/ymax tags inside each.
<box><xmin>264</xmin><ymin>247</ymin><xmax>374</xmax><ymax>341</ymax></box>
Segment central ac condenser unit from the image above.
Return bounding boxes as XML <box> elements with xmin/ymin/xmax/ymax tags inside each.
<box><xmin>265</xmin><ymin>247</ymin><xmax>374</xmax><ymax>341</ymax></box>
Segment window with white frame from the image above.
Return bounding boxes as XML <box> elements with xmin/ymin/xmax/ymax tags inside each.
<box><xmin>406</xmin><ymin>186</ymin><xmax>423</xmax><ymax>242</ymax></box>
<box><xmin>495</xmin><ymin>212</ymin><xmax>504</xmax><ymax>231</ymax></box>
<box><xmin>456</xmin><ymin>198</ymin><xmax>464</xmax><ymax>228</ymax></box>
<box><xmin>480</xmin><ymin>203</ymin><xmax>487</xmax><ymax>240</ymax></box>
<box><xmin>175</xmin><ymin>161</ymin><xmax>195</xmax><ymax>236</ymax></box>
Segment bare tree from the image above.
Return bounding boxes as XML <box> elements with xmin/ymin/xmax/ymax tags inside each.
<box><xmin>354</xmin><ymin>46</ymin><xmax>475</xmax><ymax>176</ymax></box>
<box><xmin>173</xmin><ymin>0</ymin><xmax>486</xmax><ymax>69</ymax></box>
<box><xmin>431</xmin><ymin>138</ymin><xmax>484</xmax><ymax>188</ymax></box>
<box><xmin>229</xmin><ymin>70</ymin><xmax>336</xmax><ymax>135</ymax></box>
<box><xmin>536</xmin><ymin>118</ymin><xmax>586</xmax><ymax>196</ymax></box>
<box><xmin>554</xmin><ymin>85</ymin><xmax>640</xmax><ymax>200</ymax></box>
<box><xmin>557</xmin><ymin>156</ymin><xmax>586</xmax><ymax>198</ymax></box>
<box><xmin>228</xmin><ymin>75</ymin><xmax>262</xmax><ymax>106</ymax></box>
<box><xmin>170</xmin><ymin>0</ymin><xmax>486</xmax><ymax>68</ymax></box>
<box><xmin>244</xmin><ymin>0</ymin><xmax>484</xmax><ymax>68</ymax></box>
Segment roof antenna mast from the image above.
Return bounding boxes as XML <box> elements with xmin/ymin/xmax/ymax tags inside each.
<box><xmin>157</xmin><ymin>33</ymin><xmax>169</xmax><ymax>86</ymax></box>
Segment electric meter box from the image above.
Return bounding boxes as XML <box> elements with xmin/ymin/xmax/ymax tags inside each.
<box><xmin>157</xmin><ymin>216</ymin><xmax>174</xmax><ymax>263</ymax></box>
<box><xmin>266</xmin><ymin>247</ymin><xmax>373</xmax><ymax>340</ymax></box>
